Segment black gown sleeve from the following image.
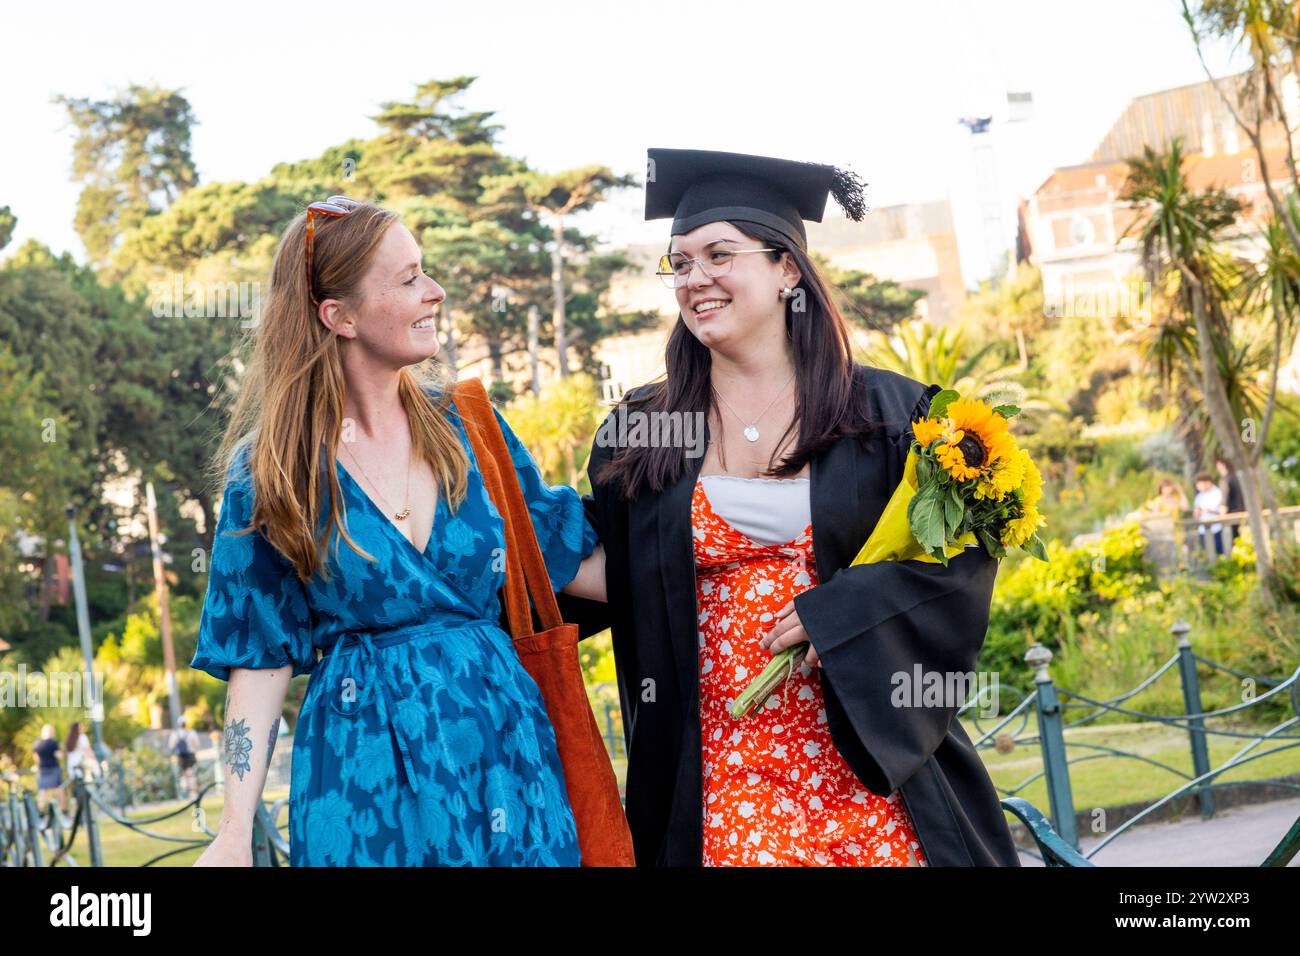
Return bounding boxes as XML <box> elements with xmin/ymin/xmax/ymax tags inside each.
<box><xmin>792</xmin><ymin>385</ymin><xmax>1001</xmax><ymax>795</ymax></box>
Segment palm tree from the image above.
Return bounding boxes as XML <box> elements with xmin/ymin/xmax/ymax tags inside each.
<box><xmin>1119</xmin><ymin>136</ymin><xmax>1279</xmax><ymax>594</ymax></box>
<box><xmin>861</xmin><ymin>318</ymin><xmax>1052</xmax><ymax>420</ymax></box>
<box><xmin>1238</xmin><ymin>191</ymin><xmax>1300</xmax><ymax>544</ymax></box>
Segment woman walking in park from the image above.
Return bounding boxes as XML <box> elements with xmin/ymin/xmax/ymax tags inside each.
<box><xmin>32</xmin><ymin>723</ymin><xmax>66</xmax><ymax>818</ymax></box>
<box><xmin>561</xmin><ymin>149</ymin><xmax>1020</xmax><ymax>867</ymax></box>
<box><xmin>191</xmin><ymin>197</ymin><xmax>606</xmax><ymax>866</ymax></box>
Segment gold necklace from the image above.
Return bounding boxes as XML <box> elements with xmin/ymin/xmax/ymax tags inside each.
<box><xmin>342</xmin><ymin>441</ymin><xmax>412</xmax><ymax>521</ymax></box>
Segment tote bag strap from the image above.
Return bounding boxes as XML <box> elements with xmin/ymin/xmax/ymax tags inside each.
<box><xmin>451</xmin><ymin>378</ymin><xmax>564</xmax><ymax>636</ymax></box>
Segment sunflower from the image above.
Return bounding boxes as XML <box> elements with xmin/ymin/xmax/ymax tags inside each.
<box><xmin>911</xmin><ymin>416</ymin><xmax>948</xmax><ymax>447</ymax></box>
<box><xmin>1001</xmin><ymin>505</ymin><xmax>1046</xmax><ymax>548</ymax></box>
<box><xmin>1019</xmin><ymin>450</ymin><xmax>1043</xmax><ymax>507</ymax></box>
<box><xmin>975</xmin><ymin>444</ymin><xmax>1025</xmax><ymax>500</ymax></box>
<box><xmin>931</xmin><ymin>398</ymin><xmax>1014</xmax><ymax>483</ymax></box>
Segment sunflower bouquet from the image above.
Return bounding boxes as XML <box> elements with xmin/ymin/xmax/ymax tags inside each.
<box><xmin>730</xmin><ymin>389</ymin><xmax>1049</xmax><ymax>719</ymax></box>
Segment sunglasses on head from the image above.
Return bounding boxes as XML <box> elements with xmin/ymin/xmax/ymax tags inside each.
<box><xmin>305</xmin><ymin>196</ymin><xmax>360</xmax><ymax>307</ymax></box>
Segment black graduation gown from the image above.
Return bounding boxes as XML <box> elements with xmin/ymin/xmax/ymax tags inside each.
<box><xmin>559</xmin><ymin>364</ymin><xmax>1022</xmax><ymax>867</ymax></box>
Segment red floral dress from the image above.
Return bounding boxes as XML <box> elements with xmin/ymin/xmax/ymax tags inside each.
<box><xmin>693</xmin><ymin>480</ymin><xmax>928</xmax><ymax>867</ymax></box>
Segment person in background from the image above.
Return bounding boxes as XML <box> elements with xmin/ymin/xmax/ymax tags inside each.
<box><xmin>1192</xmin><ymin>471</ymin><xmax>1226</xmax><ymax>558</ymax></box>
<box><xmin>65</xmin><ymin>721</ymin><xmax>99</xmax><ymax>781</ymax></box>
<box><xmin>1215</xmin><ymin>454</ymin><xmax>1245</xmax><ymax>551</ymax></box>
<box><xmin>169</xmin><ymin>717</ymin><xmax>201</xmax><ymax>798</ymax></box>
<box><xmin>1131</xmin><ymin>477</ymin><xmax>1189</xmax><ymax>568</ymax></box>
<box><xmin>64</xmin><ymin>721</ymin><xmax>100</xmax><ymax>825</ymax></box>
<box><xmin>32</xmin><ymin>723</ymin><xmax>66</xmax><ymax>816</ymax></box>
<box><xmin>1140</xmin><ymin>477</ymin><xmax>1189</xmax><ymax>519</ymax></box>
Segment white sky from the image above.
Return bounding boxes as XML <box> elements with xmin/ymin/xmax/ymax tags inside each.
<box><xmin>0</xmin><ymin>0</ymin><xmax>1244</xmax><ymax>286</ymax></box>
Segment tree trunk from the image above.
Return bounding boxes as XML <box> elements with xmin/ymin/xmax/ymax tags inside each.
<box><xmin>1254</xmin><ymin>461</ymin><xmax>1286</xmax><ymax>556</ymax></box>
<box><xmin>441</xmin><ymin>306</ymin><xmax>459</xmax><ymax>375</ymax></box>
<box><xmin>527</xmin><ymin>304</ymin><xmax>541</xmax><ymax>395</ymax></box>
<box><xmin>1184</xmin><ymin>271</ymin><xmax>1276</xmax><ymax>597</ymax></box>
<box><xmin>197</xmin><ymin>491</ymin><xmax>215</xmax><ymax>557</ymax></box>
<box><xmin>487</xmin><ymin>336</ymin><xmax>504</xmax><ymax>383</ymax></box>
<box><xmin>38</xmin><ymin>541</ymin><xmax>54</xmax><ymax>623</ymax></box>
<box><xmin>551</xmin><ymin>216</ymin><xmax>569</xmax><ymax>378</ymax></box>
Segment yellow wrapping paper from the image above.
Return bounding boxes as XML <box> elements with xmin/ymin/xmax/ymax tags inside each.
<box><xmin>851</xmin><ymin>448</ymin><xmax>977</xmax><ymax>566</ymax></box>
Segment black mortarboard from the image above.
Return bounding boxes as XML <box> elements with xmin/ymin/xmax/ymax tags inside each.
<box><xmin>644</xmin><ymin>147</ymin><xmax>867</xmax><ymax>250</ymax></box>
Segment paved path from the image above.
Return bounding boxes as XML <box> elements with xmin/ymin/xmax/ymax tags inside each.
<box><xmin>1018</xmin><ymin>796</ymin><xmax>1300</xmax><ymax>866</ymax></box>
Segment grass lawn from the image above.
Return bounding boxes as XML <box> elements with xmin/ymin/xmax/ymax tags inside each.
<box><xmin>967</xmin><ymin>714</ymin><xmax>1300</xmax><ymax>815</ymax></box>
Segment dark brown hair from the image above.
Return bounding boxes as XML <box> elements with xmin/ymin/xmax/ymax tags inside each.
<box><xmin>596</xmin><ymin>220</ymin><xmax>877</xmax><ymax>499</ymax></box>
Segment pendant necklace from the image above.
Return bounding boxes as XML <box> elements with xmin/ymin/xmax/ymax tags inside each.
<box><xmin>343</xmin><ymin>441</ymin><xmax>412</xmax><ymax>521</ymax></box>
<box><xmin>712</xmin><ymin>371</ymin><xmax>796</xmax><ymax>443</ymax></box>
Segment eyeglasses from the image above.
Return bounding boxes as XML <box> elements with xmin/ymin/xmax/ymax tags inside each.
<box><xmin>655</xmin><ymin>245</ymin><xmax>778</xmax><ymax>289</ymax></box>
<box><xmin>305</xmin><ymin>196</ymin><xmax>360</xmax><ymax>307</ymax></box>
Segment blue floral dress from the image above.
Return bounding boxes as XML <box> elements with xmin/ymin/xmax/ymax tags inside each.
<box><xmin>191</xmin><ymin>390</ymin><xmax>597</xmax><ymax>866</ymax></box>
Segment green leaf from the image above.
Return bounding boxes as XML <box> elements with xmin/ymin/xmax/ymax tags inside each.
<box><xmin>927</xmin><ymin>389</ymin><xmax>959</xmax><ymax>420</ymax></box>
<box><xmin>992</xmin><ymin>404</ymin><xmax>1020</xmax><ymax>419</ymax></box>
<box><xmin>1024</xmin><ymin>534</ymin><xmax>1049</xmax><ymax>562</ymax></box>
<box><xmin>944</xmin><ymin>486</ymin><xmax>962</xmax><ymax>535</ymax></box>
<box><xmin>914</xmin><ymin>453</ymin><xmax>933</xmax><ymax>486</ymax></box>
<box><xmin>909</xmin><ymin>487</ymin><xmax>947</xmax><ymax>551</ymax></box>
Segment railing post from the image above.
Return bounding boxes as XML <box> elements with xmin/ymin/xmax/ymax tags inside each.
<box><xmin>22</xmin><ymin>791</ymin><xmax>45</xmax><ymax>867</ymax></box>
<box><xmin>1173</xmin><ymin>619</ymin><xmax>1214</xmax><ymax>818</ymax></box>
<box><xmin>4</xmin><ymin>788</ymin><xmax>24</xmax><ymax>866</ymax></box>
<box><xmin>251</xmin><ymin>800</ymin><xmax>276</xmax><ymax>866</ymax></box>
<box><xmin>602</xmin><ymin>698</ymin><xmax>618</xmax><ymax>759</ymax></box>
<box><xmin>111</xmin><ymin>757</ymin><xmax>131</xmax><ymax>815</ymax></box>
<box><xmin>1026</xmin><ymin>642</ymin><xmax>1078</xmax><ymax>849</ymax></box>
<box><xmin>79</xmin><ymin>775</ymin><xmax>105</xmax><ymax>867</ymax></box>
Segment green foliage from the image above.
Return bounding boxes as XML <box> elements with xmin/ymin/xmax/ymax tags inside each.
<box><xmin>986</xmin><ymin>520</ymin><xmax>1153</xmax><ymax>680</ymax></box>
<box><xmin>54</xmin><ymin>84</ymin><xmax>198</xmax><ymax>266</ymax></box>
<box><xmin>506</xmin><ymin>374</ymin><xmax>604</xmax><ymax>491</ymax></box>
<box><xmin>815</xmin><ymin>254</ymin><xmax>924</xmax><ymax>333</ymax></box>
<box><xmin>986</xmin><ymin>518</ymin><xmax>1299</xmax><ymax>725</ymax></box>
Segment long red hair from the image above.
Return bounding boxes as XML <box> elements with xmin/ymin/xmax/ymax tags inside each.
<box><xmin>212</xmin><ymin>200</ymin><xmax>468</xmax><ymax>582</ymax></box>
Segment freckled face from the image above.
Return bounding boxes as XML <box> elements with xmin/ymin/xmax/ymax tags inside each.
<box><xmin>334</xmin><ymin>223</ymin><xmax>445</xmax><ymax>368</ymax></box>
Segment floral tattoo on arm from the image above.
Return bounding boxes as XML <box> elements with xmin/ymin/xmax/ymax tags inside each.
<box><xmin>222</xmin><ymin>716</ymin><xmax>254</xmax><ymax>781</ymax></box>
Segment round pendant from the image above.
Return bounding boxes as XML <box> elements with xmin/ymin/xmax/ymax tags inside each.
<box><xmin>743</xmin><ymin>425</ymin><xmax>759</xmax><ymax>443</ymax></box>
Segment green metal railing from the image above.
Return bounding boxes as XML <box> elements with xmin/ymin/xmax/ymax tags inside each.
<box><xmin>967</xmin><ymin>619</ymin><xmax>1300</xmax><ymax>866</ymax></box>
<box><xmin>1</xmin><ymin>771</ymin><xmax>288</xmax><ymax>867</ymax></box>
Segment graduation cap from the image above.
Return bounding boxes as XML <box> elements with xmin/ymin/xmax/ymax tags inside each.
<box><xmin>644</xmin><ymin>147</ymin><xmax>867</xmax><ymax>250</ymax></box>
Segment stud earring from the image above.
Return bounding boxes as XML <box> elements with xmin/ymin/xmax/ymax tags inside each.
<box><xmin>778</xmin><ymin>286</ymin><xmax>793</xmax><ymax>300</ymax></box>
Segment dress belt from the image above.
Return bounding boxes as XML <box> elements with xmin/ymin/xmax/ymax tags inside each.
<box><xmin>317</xmin><ymin>619</ymin><xmax>498</xmax><ymax>795</ymax></box>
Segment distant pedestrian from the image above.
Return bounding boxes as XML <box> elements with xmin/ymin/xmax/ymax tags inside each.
<box><xmin>1215</xmin><ymin>455</ymin><xmax>1245</xmax><ymax>551</ymax></box>
<box><xmin>65</xmin><ymin>721</ymin><xmax>99</xmax><ymax>781</ymax></box>
<box><xmin>64</xmin><ymin>721</ymin><xmax>99</xmax><ymax>825</ymax></box>
<box><xmin>1193</xmin><ymin>471</ymin><xmax>1226</xmax><ymax>558</ymax></box>
<box><xmin>32</xmin><ymin>723</ymin><xmax>66</xmax><ymax>815</ymax></box>
<box><xmin>169</xmin><ymin>718</ymin><xmax>201</xmax><ymax>798</ymax></box>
